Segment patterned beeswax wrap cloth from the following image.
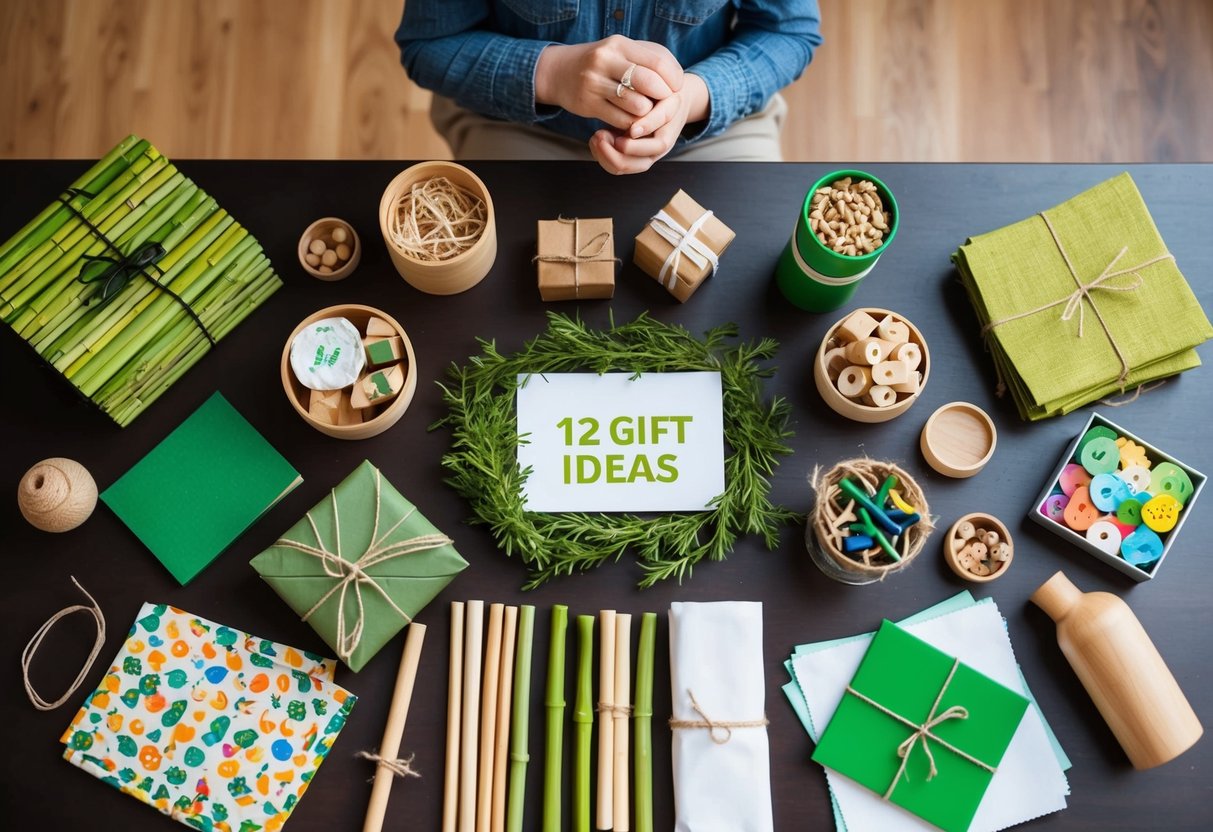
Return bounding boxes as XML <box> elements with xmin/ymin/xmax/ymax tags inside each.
<box><xmin>953</xmin><ymin>172</ymin><xmax>1212</xmax><ymax>420</ymax></box>
<box><xmin>61</xmin><ymin>603</ymin><xmax>356</xmax><ymax>832</ymax></box>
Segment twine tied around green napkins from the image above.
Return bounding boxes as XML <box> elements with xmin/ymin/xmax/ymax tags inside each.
<box><xmin>981</xmin><ymin>211</ymin><xmax>1174</xmax><ymax>389</ymax></box>
<box><xmin>668</xmin><ymin>688</ymin><xmax>769</xmax><ymax>745</ymax></box>
<box><xmin>532</xmin><ymin>216</ymin><xmax>618</xmax><ymax>298</ymax></box>
<box><xmin>270</xmin><ymin>469</ymin><xmax>452</xmax><ymax>664</ymax></box>
<box><xmin>844</xmin><ymin>658</ymin><xmax>997</xmax><ymax>800</ymax></box>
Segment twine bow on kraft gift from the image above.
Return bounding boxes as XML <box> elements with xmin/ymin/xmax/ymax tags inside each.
<box><xmin>981</xmin><ymin>211</ymin><xmax>1175</xmax><ymax>392</ymax></box>
<box><xmin>270</xmin><ymin>468</ymin><xmax>452</xmax><ymax>665</ymax></box>
<box><xmin>648</xmin><ymin>209</ymin><xmax>720</xmax><ymax>291</ymax></box>
<box><xmin>532</xmin><ymin>216</ymin><xmax>618</xmax><ymax>298</ymax></box>
<box><xmin>54</xmin><ymin>188</ymin><xmax>215</xmax><ymax>345</ymax></box>
<box><xmin>843</xmin><ymin>659</ymin><xmax>998</xmax><ymax>801</ymax></box>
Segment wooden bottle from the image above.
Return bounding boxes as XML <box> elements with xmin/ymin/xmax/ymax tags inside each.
<box><xmin>1031</xmin><ymin>571</ymin><xmax>1203</xmax><ymax>769</ymax></box>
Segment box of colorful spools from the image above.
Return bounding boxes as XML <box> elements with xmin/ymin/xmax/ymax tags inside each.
<box><xmin>1031</xmin><ymin>413</ymin><xmax>1205</xmax><ymax>581</ymax></box>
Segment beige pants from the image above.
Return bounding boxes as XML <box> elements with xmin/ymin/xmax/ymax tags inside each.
<box><xmin>430</xmin><ymin>92</ymin><xmax>787</xmax><ymax>162</ymax></box>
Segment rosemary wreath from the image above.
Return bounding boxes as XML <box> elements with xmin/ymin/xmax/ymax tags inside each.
<box><xmin>432</xmin><ymin>312</ymin><xmax>797</xmax><ymax>589</ymax></box>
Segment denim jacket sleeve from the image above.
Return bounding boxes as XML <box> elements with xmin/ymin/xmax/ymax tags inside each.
<box><xmin>395</xmin><ymin>1</ymin><xmax>558</xmax><ymax>125</ymax></box>
<box><xmin>684</xmin><ymin>1</ymin><xmax>823</xmax><ymax>141</ymax></box>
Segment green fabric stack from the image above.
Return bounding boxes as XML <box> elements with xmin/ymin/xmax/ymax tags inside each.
<box><xmin>953</xmin><ymin>172</ymin><xmax>1212</xmax><ymax>420</ymax></box>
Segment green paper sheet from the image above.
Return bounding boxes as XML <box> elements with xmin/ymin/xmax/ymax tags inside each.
<box><xmin>812</xmin><ymin>621</ymin><xmax>1030</xmax><ymax>832</ymax></box>
<box><xmin>250</xmin><ymin>460</ymin><xmax>468</xmax><ymax>672</ymax></box>
<box><xmin>101</xmin><ymin>392</ymin><xmax>301</xmax><ymax>584</ymax></box>
<box><xmin>953</xmin><ymin>172</ymin><xmax>1212</xmax><ymax>419</ymax></box>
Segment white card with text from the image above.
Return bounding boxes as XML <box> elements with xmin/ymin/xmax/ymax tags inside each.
<box><xmin>516</xmin><ymin>372</ymin><xmax>725</xmax><ymax>512</ymax></box>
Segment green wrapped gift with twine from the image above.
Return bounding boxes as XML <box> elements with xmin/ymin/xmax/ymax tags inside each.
<box><xmin>250</xmin><ymin>460</ymin><xmax>468</xmax><ymax>671</ymax></box>
<box><xmin>812</xmin><ymin>621</ymin><xmax>1030</xmax><ymax>832</ymax></box>
<box><xmin>953</xmin><ymin>172</ymin><xmax>1212</xmax><ymax>420</ymax></box>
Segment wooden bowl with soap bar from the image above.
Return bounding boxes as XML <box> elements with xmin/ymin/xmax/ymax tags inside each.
<box><xmin>298</xmin><ymin>217</ymin><xmax>360</xmax><ymax>281</ymax></box>
<box><xmin>814</xmin><ymin>307</ymin><xmax>930</xmax><ymax>423</ymax></box>
<box><xmin>281</xmin><ymin>303</ymin><xmax>416</xmax><ymax>440</ymax></box>
<box><xmin>379</xmin><ymin>161</ymin><xmax>497</xmax><ymax>295</ymax></box>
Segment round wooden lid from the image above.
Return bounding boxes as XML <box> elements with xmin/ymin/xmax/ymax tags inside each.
<box><xmin>920</xmin><ymin>402</ymin><xmax>997</xmax><ymax>478</ymax></box>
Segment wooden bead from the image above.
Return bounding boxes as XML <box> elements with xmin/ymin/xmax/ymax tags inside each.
<box><xmin>844</xmin><ymin>339</ymin><xmax>883</xmax><ymax>365</ymax></box>
<box><xmin>331</xmin><ymin>226</ymin><xmax>349</xmax><ymax>244</ymax></box>
<box><xmin>889</xmin><ymin>371</ymin><xmax>921</xmax><ymax>394</ymax></box>
<box><xmin>305</xmin><ymin>252</ymin><xmax>321</xmax><ymax>267</ymax></box>
<box><xmin>836</xmin><ymin>365</ymin><xmax>872</xmax><ymax>398</ymax></box>
<box><xmin>18</xmin><ymin>457</ymin><xmax>97</xmax><ymax>532</ymax></box>
<box><xmin>837</xmin><ymin>309</ymin><xmax>879</xmax><ymax>342</ymax></box>
<box><xmin>335</xmin><ymin>243</ymin><xmax>352</xmax><ymax>261</ymax></box>
<box><xmin>864</xmin><ymin>385</ymin><xmax>896</xmax><ymax>408</ymax></box>
<box><xmin>876</xmin><ymin>315</ymin><xmax>910</xmax><ymax>344</ymax></box>
<box><xmin>824</xmin><ymin>346</ymin><xmax>849</xmax><ymax>379</ymax></box>
<box><xmin>872</xmin><ymin>360</ymin><xmax>909</xmax><ymax>386</ymax></box>
<box><xmin>321</xmin><ymin>249</ymin><xmax>338</xmax><ymax>267</ymax></box>
<box><xmin>891</xmin><ymin>342</ymin><xmax>921</xmax><ymax>370</ymax></box>
<box><xmin>308</xmin><ymin>239</ymin><xmax>327</xmax><ymax>256</ymax></box>
<box><xmin>957</xmin><ymin>521</ymin><xmax>976</xmax><ymax>540</ymax></box>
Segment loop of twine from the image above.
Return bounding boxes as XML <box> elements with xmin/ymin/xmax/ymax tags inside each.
<box><xmin>532</xmin><ymin>217</ymin><xmax>618</xmax><ymax>298</ymax></box>
<box><xmin>668</xmin><ymin>689</ymin><xmax>768</xmax><ymax>746</ymax></box>
<box><xmin>270</xmin><ymin>469</ymin><xmax>452</xmax><ymax>664</ymax></box>
<box><xmin>55</xmin><ymin>190</ymin><xmax>215</xmax><ymax>344</ymax></box>
<box><xmin>596</xmin><ymin>702</ymin><xmax>634</xmax><ymax>717</ymax></box>
<box><xmin>389</xmin><ymin>176</ymin><xmax>486</xmax><ymax>262</ymax></box>
<box><xmin>981</xmin><ymin>211</ymin><xmax>1175</xmax><ymax>389</ymax></box>
<box><xmin>357</xmin><ymin>750</ymin><xmax>420</xmax><ymax>781</ymax></box>
<box><xmin>22</xmin><ymin>576</ymin><xmax>107</xmax><ymax>711</ymax></box>
<box><xmin>843</xmin><ymin>659</ymin><xmax>997</xmax><ymax>800</ymax></box>
<box><xmin>649</xmin><ymin>209</ymin><xmax>720</xmax><ymax>290</ymax></box>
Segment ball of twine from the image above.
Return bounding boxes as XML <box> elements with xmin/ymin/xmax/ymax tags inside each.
<box><xmin>807</xmin><ymin>458</ymin><xmax>933</xmax><ymax>580</ymax></box>
<box><xmin>18</xmin><ymin>458</ymin><xmax>97</xmax><ymax>532</ymax></box>
<box><xmin>388</xmin><ymin>176</ymin><xmax>486</xmax><ymax>263</ymax></box>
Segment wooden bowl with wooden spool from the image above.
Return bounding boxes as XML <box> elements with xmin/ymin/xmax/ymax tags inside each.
<box><xmin>379</xmin><ymin>161</ymin><xmax>497</xmax><ymax>295</ymax></box>
<box><xmin>944</xmin><ymin>512</ymin><xmax>1013</xmax><ymax>582</ymax></box>
<box><xmin>814</xmin><ymin>307</ymin><xmax>930</xmax><ymax>423</ymax></box>
<box><xmin>808</xmin><ymin>458</ymin><xmax>934</xmax><ymax>584</ymax></box>
<box><xmin>298</xmin><ymin>217</ymin><xmax>360</xmax><ymax>281</ymax></box>
<box><xmin>280</xmin><ymin>304</ymin><xmax>417</xmax><ymax>440</ymax></box>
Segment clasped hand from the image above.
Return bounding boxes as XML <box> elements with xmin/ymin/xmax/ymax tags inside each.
<box><xmin>535</xmin><ymin>35</ymin><xmax>709</xmax><ymax>174</ymax></box>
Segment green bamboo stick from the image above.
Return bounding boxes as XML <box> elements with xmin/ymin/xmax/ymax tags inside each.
<box><xmin>506</xmin><ymin>605</ymin><xmax>536</xmax><ymax>832</ymax></box>
<box><xmin>0</xmin><ymin>135</ymin><xmax>144</xmax><ymax>275</ymax></box>
<box><xmin>544</xmin><ymin>605</ymin><xmax>568</xmax><ymax>832</ymax></box>
<box><xmin>633</xmin><ymin>613</ymin><xmax>657</xmax><ymax>832</ymax></box>
<box><xmin>573</xmin><ymin>615</ymin><xmax>595</xmax><ymax>832</ymax></box>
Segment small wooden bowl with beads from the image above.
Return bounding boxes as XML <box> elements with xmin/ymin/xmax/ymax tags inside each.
<box><xmin>944</xmin><ymin>512</ymin><xmax>1014</xmax><ymax>582</ymax></box>
<box><xmin>298</xmin><ymin>217</ymin><xmax>360</xmax><ymax>281</ymax></box>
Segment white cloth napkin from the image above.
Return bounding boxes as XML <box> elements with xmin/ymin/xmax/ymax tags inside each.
<box><xmin>669</xmin><ymin>601</ymin><xmax>773</xmax><ymax>832</ymax></box>
<box><xmin>791</xmin><ymin>602</ymin><xmax>1069</xmax><ymax>832</ymax></box>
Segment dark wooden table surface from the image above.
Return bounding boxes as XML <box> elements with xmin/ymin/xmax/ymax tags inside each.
<box><xmin>2</xmin><ymin>160</ymin><xmax>1211</xmax><ymax>831</ymax></box>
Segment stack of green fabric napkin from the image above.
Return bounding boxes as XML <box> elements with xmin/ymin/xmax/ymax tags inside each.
<box><xmin>953</xmin><ymin>172</ymin><xmax>1212</xmax><ymax>420</ymax></box>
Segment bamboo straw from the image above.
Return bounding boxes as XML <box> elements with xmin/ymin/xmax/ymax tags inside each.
<box><xmin>544</xmin><ymin>605</ymin><xmax>569</xmax><ymax>832</ymax></box>
<box><xmin>573</xmin><ymin>615</ymin><xmax>595</xmax><ymax>832</ymax></box>
<box><xmin>596</xmin><ymin>610</ymin><xmax>617</xmax><ymax>831</ymax></box>
<box><xmin>444</xmin><ymin>602</ymin><xmax>466</xmax><ymax>832</ymax></box>
<box><xmin>633</xmin><ymin>613</ymin><xmax>657</xmax><ymax>832</ymax></box>
<box><xmin>506</xmin><ymin>605</ymin><xmax>536</xmax><ymax>832</ymax></box>
<box><xmin>612</xmin><ymin>614</ymin><xmax>632</xmax><ymax>832</ymax></box>
<box><xmin>362</xmin><ymin>622</ymin><xmax>427</xmax><ymax>832</ymax></box>
<box><xmin>478</xmin><ymin>604</ymin><xmax>505</xmax><ymax>832</ymax></box>
<box><xmin>492</xmin><ymin>606</ymin><xmax>519</xmax><ymax>832</ymax></box>
<box><xmin>460</xmin><ymin>600</ymin><xmax>485</xmax><ymax>832</ymax></box>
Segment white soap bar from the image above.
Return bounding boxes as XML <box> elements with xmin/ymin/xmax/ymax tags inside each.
<box><xmin>289</xmin><ymin>317</ymin><xmax>366</xmax><ymax>390</ymax></box>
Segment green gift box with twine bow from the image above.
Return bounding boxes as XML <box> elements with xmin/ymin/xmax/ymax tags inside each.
<box><xmin>250</xmin><ymin>460</ymin><xmax>468</xmax><ymax>671</ymax></box>
<box><xmin>953</xmin><ymin>172</ymin><xmax>1213</xmax><ymax>420</ymax></box>
<box><xmin>812</xmin><ymin>621</ymin><xmax>1029</xmax><ymax>832</ymax></box>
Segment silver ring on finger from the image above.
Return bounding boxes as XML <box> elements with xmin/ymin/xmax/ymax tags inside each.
<box><xmin>616</xmin><ymin>63</ymin><xmax>637</xmax><ymax>97</ymax></box>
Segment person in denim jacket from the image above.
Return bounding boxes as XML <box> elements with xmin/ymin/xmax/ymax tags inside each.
<box><xmin>396</xmin><ymin>1</ymin><xmax>822</xmax><ymax>173</ymax></box>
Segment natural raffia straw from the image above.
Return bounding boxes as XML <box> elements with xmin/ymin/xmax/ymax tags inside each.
<box><xmin>389</xmin><ymin>176</ymin><xmax>487</xmax><ymax>263</ymax></box>
<box><xmin>808</xmin><ymin>458</ymin><xmax>933</xmax><ymax>580</ymax></box>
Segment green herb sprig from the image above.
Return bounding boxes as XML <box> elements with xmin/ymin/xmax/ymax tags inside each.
<box><xmin>432</xmin><ymin>312</ymin><xmax>797</xmax><ymax>589</ymax></box>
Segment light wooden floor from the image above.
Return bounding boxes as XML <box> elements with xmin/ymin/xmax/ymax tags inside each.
<box><xmin>2</xmin><ymin>0</ymin><xmax>1211</xmax><ymax>162</ymax></box>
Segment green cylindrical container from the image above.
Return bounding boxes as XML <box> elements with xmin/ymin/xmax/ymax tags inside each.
<box><xmin>775</xmin><ymin>169</ymin><xmax>900</xmax><ymax>312</ymax></box>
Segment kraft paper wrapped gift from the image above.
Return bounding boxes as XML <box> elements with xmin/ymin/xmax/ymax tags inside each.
<box><xmin>953</xmin><ymin>172</ymin><xmax>1213</xmax><ymax>420</ymax></box>
<box><xmin>812</xmin><ymin>620</ymin><xmax>1030</xmax><ymax>832</ymax></box>
<box><xmin>634</xmin><ymin>189</ymin><xmax>735</xmax><ymax>302</ymax></box>
<box><xmin>250</xmin><ymin>460</ymin><xmax>468</xmax><ymax>671</ymax></box>
<box><xmin>536</xmin><ymin>216</ymin><xmax>616</xmax><ymax>300</ymax></box>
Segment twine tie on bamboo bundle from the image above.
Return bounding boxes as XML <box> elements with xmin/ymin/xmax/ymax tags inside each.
<box><xmin>357</xmin><ymin>750</ymin><xmax>421</xmax><ymax>781</ymax></box>
<box><xmin>843</xmin><ymin>659</ymin><xmax>997</xmax><ymax>800</ymax></box>
<box><xmin>532</xmin><ymin>217</ymin><xmax>617</xmax><ymax>298</ymax></box>
<box><xmin>648</xmin><ymin>209</ymin><xmax>719</xmax><ymax>290</ymax></box>
<box><xmin>668</xmin><ymin>689</ymin><xmax>768</xmax><ymax>745</ymax></box>
<box><xmin>981</xmin><ymin>211</ymin><xmax>1174</xmax><ymax>390</ymax></box>
<box><xmin>54</xmin><ymin>189</ymin><xmax>216</xmax><ymax>344</ymax></box>
<box><xmin>270</xmin><ymin>469</ymin><xmax>452</xmax><ymax>664</ymax></box>
<box><xmin>388</xmin><ymin>176</ymin><xmax>486</xmax><ymax>262</ymax></box>
<box><xmin>22</xmin><ymin>576</ymin><xmax>107</xmax><ymax>711</ymax></box>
